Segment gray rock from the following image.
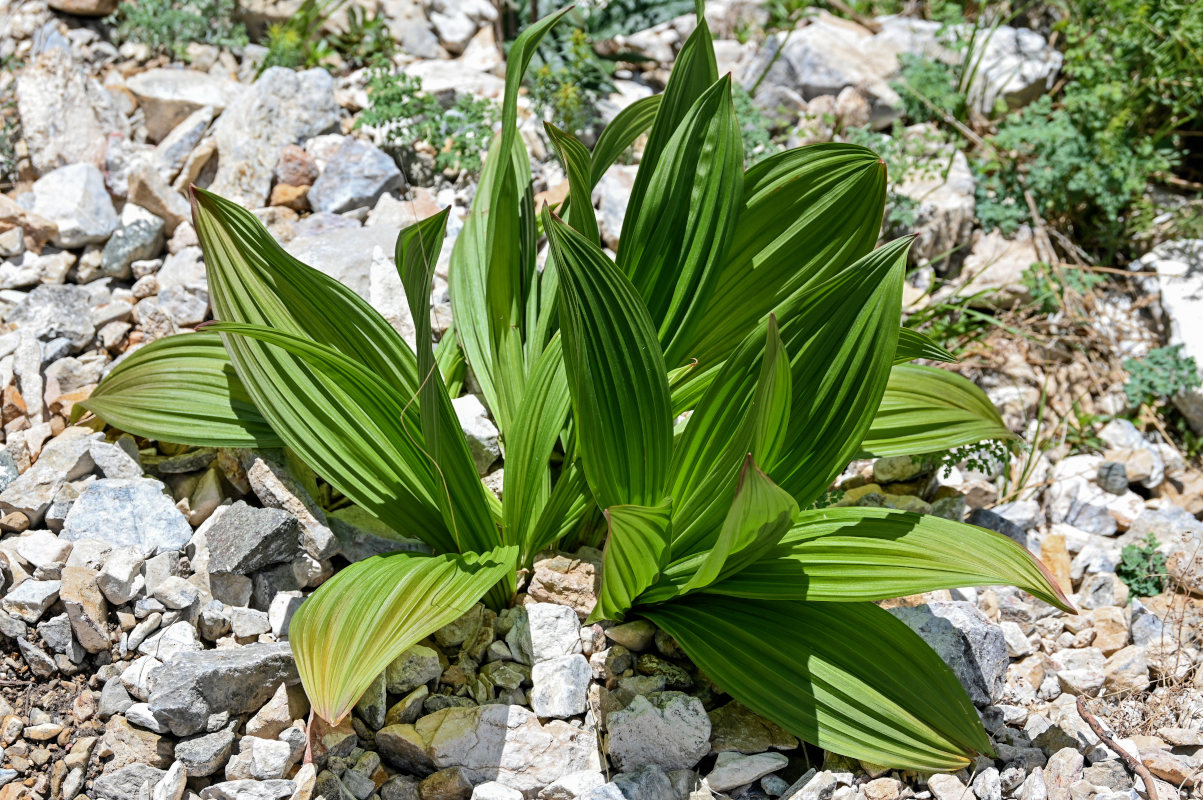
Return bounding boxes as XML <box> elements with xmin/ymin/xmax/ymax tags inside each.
<box><xmin>1142</xmin><ymin>241</ymin><xmax>1203</xmax><ymax>432</ymax></box>
<box><xmin>888</xmin><ymin>601</ymin><xmax>1007</xmax><ymax>706</ymax></box>
<box><xmin>27</xmin><ymin>163</ymin><xmax>119</xmax><ymax>248</ymax></box>
<box><xmin>967</xmin><ymin>507</ymin><xmax>1028</xmax><ymax>549</ymax></box>
<box><xmin>126</xmin><ymin>69</ymin><xmax>243</xmax><ymax>142</ymax></box>
<box><xmin>606</xmin><ymin>691</ymin><xmax>711</xmax><ymax>772</ymax></box>
<box><xmin>98</xmin><ymin>546</ymin><xmax>146</xmax><ymax>605</ymax></box>
<box><xmin>308</xmin><ymin>137</ymin><xmax>402</xmax><ymax>214</ymax></box>
<box><xmin>530</xmin><ymin>654</ymin><xmax>590</xmax><ymax>718</ymax></box>
<box><xmin>18</xmin><ymin>636</ymin><xmax>57</xmax><ymax>677</ymax></box>
<box><xmin>451</xmin><ymin>394</ymin><xmax>501</xmax><ymax>476</ymax></box>
<box><xmin>16</xmin><ymin>48</ymin><xmax>127</xmax><ymax>176</ymax></box>
<box><xmin>386</xmin><ymin>645</ymin><xmax>443</xmax><ymax>694</ymax></box>
<box><xmin>1051</xmin><ymin>647</ymin><xmax>1106</xmax><ymax>696</ymax></box>
<box><xmin>148</xmin><ymin>642</ymin><xmax>299</xmax><ymax>735</ymax></box>
<box><xmin>210</xmin><ymin>68</ymin><xmax>341</xmax><ymax>208</ymax></box>
<box><xmin>1096</xmin><ymin>462</ymin><xmax>1128</xmax><ymax>495</ymax></box>
<box><xmin>611</xmin><ymin>765</ymin><xmax>676</xmax><ymax>800</ymax></box>
<box><xmin>508</xmin><ymin>602</ymin><xmax>581</xmax><ymax>666</ymax></box>
<box><xmin>205</xmin><ymin>501</ymin><xmax>301</xmax><ymax>575</ymax></box>
<box><xmin>2</xmin><ymin>579</ymin><xmax>60</xmax><ymax>623</ymax></box>
<box><xmin>965</xmin><ymin>25</ymin><xmax>1062</xmax><ymax>115</ymax></box>
<box><xmin>706</xmin><ymin>752</ymin><xmax>788</xmax><ymax>793</ymax></box>
<box><xmin>101</xmin><ymin>675</ymin><xmax>136</xmax><ymax>719</ymax></box>
<box><xmin>93</xmin><ymin>764</ymin><xmax>166</xmax><ymax>800</ymax></box>
<box><xmin>61</xmin><ymin>478</ymin><xmax>193</xmax><ymax>556</ymax></box>
<box><xmin>5</xmin><ymin>284</ymin><xmax>98</xmax><ymax>352</ymax></box>
<box><xmin>282</xmin><ymin>221</ymin><xmax>397</xmax><ymax>300</ymax></box>
<box><xmin>102</xmin><ymin>218</ymin><xmax>166</xmax><ymax>279</ymax></box>
<box><xmin>198</xmin><ymin>780</ymin><xmax>295</xmax><ymax>800</ymax></box>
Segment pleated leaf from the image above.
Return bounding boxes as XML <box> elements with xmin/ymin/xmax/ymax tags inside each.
<box><xmin>590</xmin><ymin>94</ymin><xmax>661</xmax><ymax>188</ymax></box>
<box><xmin>76</xmin><ymin>332</ymin><xmax>281</xmax><ymax>448</ymax></box>
<box><xmin>685</xmin><ymin>144</ymin><xmax>886</xmax><ymax>369</ymax></box>
<box><xmin>702</xmin><ymin>506</ymin><xmax>1074</xmax><ymax>611</ymax></box>
<box><xmin>191</xmin><ymin>189</ymin><xmax>451</xmax><ymax>550</ymax></box>
<box><xmin>616</xmin><ymin>74</ymin><xmax>743</xmax><ymax>366</ymax></box>
<box><xmin>396</xmin><ymin>208</ymin><xmax>497</xmax><ymax>552</ymax></box>
<box><xmin>545</xmin><ymin>211</ymin><xmax>672</xmax><ymax>509</ymax></box>
<box><xmin>862</xmin><ymin>364</ymin><xmax>1016</xmax><ymax>457</ymax></box>
<box><xmin>290</xmin><ymin>546</ymin><xmax>515</xmax><ymax>725</ymax></box>
<box><xmin>641</xmin><ymin>596</ymin><xmax>994</xmax><ymax>771</ymax></box>
<box><xmin>895</xmin><ymin>327</ymin><xmax>956</xmax><ymax>364</ymax></box>
<box><xmin>677</xmin><ymin>458</ymin><xmax>798</xmax><ymax>595</ymax></box>
<box><xmin>591</xmin><ymin>500</ymin><xmax>673</xmax><ymax>623</ymax></box>
<box><xmin>546</xmin><ymin>123</ymin><xmax>600</xmax><ymax>243</ymax></box>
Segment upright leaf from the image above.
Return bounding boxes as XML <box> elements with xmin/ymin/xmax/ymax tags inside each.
<box><xmin>616</xmin><ymin>75</ymin><xmax>744</xmax><ymax>366</ymax></box>
<box><xmin>397</xmin><ymin>209</ymin><xmax>497</xmax><ymax>552</ymax></box>
<box><xmin>590</xmin><ymin>94</ymin><xmax>661</xmax><ymax>188</ymax></box>
<box><xmin>862</xmin><ymin>364</ymin><xmax>1015</xmax><ymax>457</ymax></box>
<box><xmin>77</xmin><ymin>332</ymin><xmax>281</xmax><ymax>448</ymax></box>
<box><xmin>685</xmin><ymin>144</ymin><xmax>886</xmax><ymax>369</ymax></box>
<box><xmin>290</xmin><ymin>547</ymin><xmax>515</xmax><ymax>725</ymax></box>
<box><xmin>546</xmin><ymin>123</ymin><xmax>600</xmax><ymax>243</ymax></box>
<box><xmin>545</xmin><ymin>211</ymin><xmax>672</xmax><ymax>509</ymax></box>
<box><xmin>642</xmin><ymin>596</ymin><xmax>993</xmax><ymax>771</ymax></box>
<box><xmin>591</xmin><ymin>500</ymin><xmax>672</xmax><ymax>623</ymax></box>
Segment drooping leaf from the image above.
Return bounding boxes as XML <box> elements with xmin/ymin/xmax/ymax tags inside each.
<box><xmin>397</xmin><ymin>208</ymin><xmax>498</xmax><ymax>552</ymax></box>
<box><xmin>702</xmin><ymin>506</ymin><xmax>1074</xmax><ymax>611</ymax></box>
<box><xmin>590</xmin><ymin>500</ymin><xmax>672</xmax><ymax>623</ymax></box>
<box><xmin>546</xmin><ymin>122</ymin><xmax>600</xmax><ymax>244</ymax></box>
<box><xmin>895</xmin><ymin>327</ymin><xmax>956</xmax><ymax>364</ymax></box>
<box><xmin>685</xmin><ymin>144</ymin><xmax>887</xmax><ymax>369</ymax></box>
<box><xmin>616</xmin><ymin>74</ymin><xmax>743</xmax><ymax>367</ymax></box>
<box><xmin>76</xmin><ymin>332</ymin><xmax>281</xmax><ymax>448</ymax></box>
<box><xmin>545</xmin><ymin>211</ymin><xmax>672</xmax><ymax>509</ymax></box>
<box><xmin>642</xmin><ymin>596</ymin><xmax>994</xmax><ymax>771</ymax></box>
<box><xmin>290</xmin><ymin>546</ymin><xmax>515</xmax><ymax>725</ymax></box>
<box><xmin>861</xmin><ymin>364</ymin><xmax>1016</xmax><ymax>457</ymax></box>
<box><xmin>191</xmin><ymin>188</ymin><xmax>452</xmax><ymax>549</ymax></box>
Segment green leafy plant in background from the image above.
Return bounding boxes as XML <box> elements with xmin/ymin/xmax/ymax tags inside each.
<box><xmin>79</xmin><ymin>8</ymin><xmax>1073</xmax><ymax>772</ymax></box>
<box><xmin>1123</xmin><ymin>345</ymin><xmax>1202</xmax><ymax>409</ymax></box>
<box><xmin>1020</xmin><ymin>261</ymin><xmax>1105</xmax><ymax>315</ymax></box>
<box><xmin>108</xmin><ymin>0</ymin><xmax>247</xmax><ymax>59</ymax></box>
<box><xmin>356</xmin><ymin>67</ymin><xmax>497</xmax><ymax>177</ymax></box>
<box><xmin>258</xmin><ymin>0</ymin><xmax>391</xmax><ymax>73</ymax></box>
<box><xmin>1117</xmin><ymin>534</ymin><xmax>1168</xmax><ymax>598</ymax></box>
<box><xmin>528</xmin><ymin>28</ymin><xmax>614</xmax><ymax>137</ymax></box>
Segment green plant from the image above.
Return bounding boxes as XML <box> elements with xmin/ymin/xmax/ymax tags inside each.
<box><xmin>1117</xmin><ymin>534</ymin><xmax>1168</xmax><ymax>598</ymax></box>
<box><xmin>1123</xmin><ymin>345</ymin><xmax>1202</xmax><ymax>409</ymax></box>
<box><xmin>732</xmin><ymin>84</ymin><xmax>780</xmax><ymax>166</ymax></box>
<box><xmin>1020</xmin><ymin>261</ymin><xmax>1106</xmax><ymax>315</ymax></box>
<box><xmin>324</xmin><ymin>5</ymin><xmax>395</xmax><ymax>69</ymax></box>
<box><xmin>107</xmin><ymin>0</ymin><xmax>247</xmax><ymax>59</ymax></box>
<box><xmin>528</xmin><ymin>28</ymin><xmax>613</xmax><ymax>136</ymax></box>
<box><xmin>80</xmin><ymin>9</ymin><xmax>1071</xmax><ymax>772</ymax></box>
<box><xmin>1063</xmin><ymin>402</ymin><xmax>1107</xmax><ymax>454</ymax></box>
<box><xmin>259</xmin><ymin>0</ymin><xmax>339</xmax><ymax>72</ymax></box>
<box><xmin>356</xmin><ymin>67</ymin><xmax>497</xmax><ymax>177</ymax></box>
<box><xmin>893</xmin><ymin>53</ymin><xmax>967</xmax><ymax>124</ymax></box>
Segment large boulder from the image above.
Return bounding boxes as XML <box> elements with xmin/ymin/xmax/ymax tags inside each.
<box><xmin>209</xmin><ymin>68</ymin><xmax>341</xmax><ymax>208</ymax></box>
<box><xmin>27</xmin><ymin>164</ymin><xmax>119</xmax><ymax>249</ymax></box>
<box><xmin>887</xmin><ymin>601</ymin><xmax>1008</xmax><ymax>706</ymax></box>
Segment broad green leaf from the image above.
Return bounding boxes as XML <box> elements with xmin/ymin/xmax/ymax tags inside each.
<box><xmin>702</xmin><ymin>506</ymin><xmax>1074</xmax><ymax>611</ymax></box>
<box><xmin>895</xmin><ymin>327</ymin><xmax>956</xmax><ymax>364</ymax></box>
<box><xmin>616</xmin><ymin>75</ymin><xmax>743</xmax><ymax>367</ymax></box>
<box><xmin>76</xmin><ymin>332</ymin><xmax>281</xmax><ymax>448</ymax></box>
<box><xmin>591</xmin><ymin>500</ymin><xmax>672</xmax><ymax>623</ymax></box>
<box><xmin>290</xmin><ymin>546</ymin><xmax>515</xmax><ymax>725</ymax></box>
<box><xmin>528</xmin><ymin>459</ymin><xmax>593</xmax><ymax>558</ymax></box>
<box><xmin>192</xmin><ymin>188</ymin><xmax>451</xmax><ymax>548</ymax></box>
<box><xmin>545</xmin><ymin>211</ymin><xmax>672</xmax><ymax>509</ymax></box>
<box><xmin>642</xmin><ymin>596</ymin><xmax>994</xmax><ymax>771</ymax></box>
<box><xmin>768</xmin><ymin>239</ymin><xmax>907</xmax><ymax>506</ymax></box>
<box><xmin>546</xmin><ymin>122</ymin><xmax>600</xmax><ymax>244</ymax></box>
<box><xmin>590</xmin><ymin>95</ymin><xmax>661</xmax><ymax>188</ymax></box>
<box><xmin>435</xmin><ymin>321</ymin><xmax>466</xmax><ymax>397</ymax></box>
<box><xmin>623</xmin><ymin>18</ymin><xmax>717</xmax><ymax>232</ymax></box>
<box><xmin>677</xmin><ymin>458</ymin><xmax>797</xmax><ymax>595</ymax></box>
<box><xmin>686</xmin><ymin>144</ymin><xmax>887</xmax><ymax>369</ymax></box>
<box><xmin>503</xmin><ymin>335</ymin><xmax>572</xmax><ymax>562</ymax></box>
<box><xmin>862</xmin><ymin>364</ymin><xmax>1015</xmax><ymax>457</ymax></box>
<box><xmin>670</xmin><ymin>316</ymin><xmax>792</xmax><ymax>554</ymax></box>
<box><xmin>397</xmin><ymin>209</ymin><xmax>498</xmax><ymax>553</ymax></box>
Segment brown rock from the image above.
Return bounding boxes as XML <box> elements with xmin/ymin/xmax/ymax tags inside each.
<box><xmin>60</xmin><ymin>566</ymin><xmax>110</xmax><ymax>653</ymax></box>
<box><xmin>708</xmin><ymin>701</ymin><xmax>799</xmax><ymax>754</ymax></box>
<box><xmin>1142</xmin><ymin>750</ymin><xmax>1198</xmax><ymax>786</ymax></box>
<box><xmin>1103</xmin><ymin>645</ymin><xmax>1150</xmax><ymax>694</ymax></box>
<box><xmin>274</xmin><ymin>144</ymin><xmax>319</xmax><ymax>187</ymax></box>
<box><xmin>129</xmin><ymin>165</ymin><xmax>191</xmax><ymax>234</ymax></box>
<box><xmin>269</xmin><ymin>182</ymin><xmax>310</xmax><ymax>212</ymax></box>
<box><xmin>419</xmin><ymin>766</ymin><xmax>472</xmax><ymax>800</ymax></box>
<box><xmin>47</xmin><ymin>0</ymin><xmax>117</xmax><ymax>15</ymax></box>
<box><xmin>1090</xmin><ymin>606</ymin><xmax>1129</xmax><ymax>655</ymax></box>
<box><xmin>98</xmin><ymin>716</ymin><xmax>173</xmax><ymax>769</ymax></box>
<box><xmin>1040</xmin><ymin>532</ymin><xmax>1073</xmax><ymax>594</ymax></box>
<box><xmin>0</xmin><ymin>195</ymin><xmax>57</xmax><ymax>253</ymax></box>
<box><xmin>526</xmin><ymin>551</ymin><xmax>600</xmax><ymax>620</ymax></box>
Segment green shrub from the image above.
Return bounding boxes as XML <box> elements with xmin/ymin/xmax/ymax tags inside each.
<box><xmin>81</xmin><ymin>9</ymin><xmax>1069</xmax><ymax>773</ymax></box>
<box><xmin>356</xmin><ymin>67</ymin><xmax>496</xmax><ymax>177</ymax></box>
<box><xmin>892</xmin><ymin>53</ymin><xmax>966</xmax><ymax>124</ymax></box>
<box><xmin>1123</xmin><ymin>345</ymin><xmax>1201</xmax><ymax>409</ymax></box>
<box><xmin>108</xmin><ymin>0</ymin><xmax>247</xmax><ymax>58</ymax></box>
<box><xmin>1020</xmin><ymin>261</ymin><xmax>1105</xmax><ymax>314</ymax></box>
<box><xmin>528</xmin><ymin>28</ymin><xmax>613</xmax><ymax>137</ymax></box>
<box><xmin>259</xmin><ymin>0</ymin><xmax>391</xmax><ymax>73</ymax></box>
<box><xmin>1117</xmin><ymin>534</ymin><xmax>1168</xmax><ymax>598</ymax></box>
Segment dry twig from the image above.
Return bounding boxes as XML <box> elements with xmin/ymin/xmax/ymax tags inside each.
<box><xmin>1075</xmin><ymin>695</ymin><xmax>1160</xmax><ymax>800</ymax></box>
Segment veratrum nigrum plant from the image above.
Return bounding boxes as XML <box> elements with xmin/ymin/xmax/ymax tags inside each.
<box><xmin>79</xmin><ymin>6</ymin><xmax>1072</xmax><ymax>771</ymax></box>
